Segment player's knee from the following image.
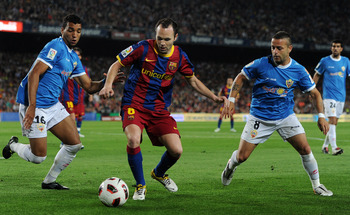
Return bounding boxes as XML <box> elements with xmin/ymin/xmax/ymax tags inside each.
<box><xmin>127</xmin><ymin>136</ymin><xmax>141</xmax><ymax>148</ymax></box>
<box><xmin>31</xmin><ymin>155</ymin><xmax>47</xmax><ymax>164</ymax></box>
<box><xmin>63</xmin><ymin>143</ymin><xmax>82</xmax><ymax>154</ymax></box>
<box><xmin>237</xmin><ymin>154</ymin><xmax>248</xmax><ymax>163</ymax></box>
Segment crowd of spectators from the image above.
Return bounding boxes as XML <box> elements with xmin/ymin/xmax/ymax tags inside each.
<box><xmin>1</xmin><ymin>0</ymin><xmax>350</xmax><ymax>45</ymax></box>
<box><xmin>3</xmin><ymin>51</ymin><xmax>350</xmax><ymax>116</ymax></box>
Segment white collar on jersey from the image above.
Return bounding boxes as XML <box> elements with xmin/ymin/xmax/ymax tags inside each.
<box><xmin>330</xmin><ymin>55</ymin><xmax>341</xmax><ymax>61</ymax></box>
<box><xmin>277</xmin><ymin>57</ymin><xmax>292</xmax><ymax>69</ymax></box>
<box><xmin>59</xmin><ymin>36</ymin><xmax>73</xmax><ymax>53</ymax></box>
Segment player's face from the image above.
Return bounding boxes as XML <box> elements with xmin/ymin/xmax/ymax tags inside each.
<box><xmin>155</xmin><ymin>25</ymin><xmax>178</xmax><ymax>55</ymax></box>
<box><xmin>331</xmin><ymin>43</ymin><xmax>342</xmax><ymax>58</ymax></box>
<box><xmin>61</xmin><ymin>22</ymin><xmax>82</xmax><ymax>48</ymax></box>
<box><xmin>227</xmin><ymin>78</ymin><xmax>233</xmax><ymax>86</ymax></box>
<box><xmin>271</xmin><ymin>38</ymin><xmax>292</xmax><ymax>66</ymax></box>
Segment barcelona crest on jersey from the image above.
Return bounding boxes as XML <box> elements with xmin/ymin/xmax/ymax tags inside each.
<box><xmin>169</xmin><ymin>62</ymin><xmax>177</xmax><ymax>71</ymax></box>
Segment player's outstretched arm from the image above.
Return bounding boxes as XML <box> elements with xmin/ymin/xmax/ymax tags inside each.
<box><xmin>24</xmin><ymin>60</ymin><xmax>49</xmax><ymax>129</ymax></box>
<box><xmin>99</xmin><ymin>61</ymin><xmax>124</xmax><ymax>99</ymax></box>
<box><xmin>75</xmin><ymin>62</ymin><xmax>125</xmax><ymax>96</ymax></box>
<box><xmin>186</xmin><ymin>75</ymin><xmax>229</xmax><ymax>117</ymax></box>
<box><xmin>186</xmin><ymin>75</ymin><xmax>225</xmax><ymax>103</ymax></box>
<box><xmin>226</xmin><ymin>72</ymin><xmax>246</xmax><ymax>116</ymax></box>
<box><xmin>309</xmin><ymin>88</ymin><xmax>329</xmax><ymax>135</ymax></box>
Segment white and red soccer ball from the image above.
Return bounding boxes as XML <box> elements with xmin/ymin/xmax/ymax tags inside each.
<box><xmin>98</xmin><ymin>177</ymin><xmax>129</xmax><ymax>207</ymax></box>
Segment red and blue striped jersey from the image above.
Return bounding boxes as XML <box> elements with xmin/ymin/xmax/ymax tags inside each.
<box><xmin>59</xmin><ymin>65</ymin><xmax>88</xmax><ymax>105</ymax></box>
<box><xmin>220</xmin><ymin>85</ymin><xmax>231</xmax><ymax>98</ymax></box>
<box><xmin>118</xmin><ymin>39</ymin><xmax>194</xmax><ymax>111</ymax></box>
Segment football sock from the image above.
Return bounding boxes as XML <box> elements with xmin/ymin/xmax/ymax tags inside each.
<box><xmin>328</xmin><ymin>124</ymin><xmax>337</xmax><ymax>150</ymax></box>
<box><xmin>300</xmin><ymin>152</ymin><xmax>320</xmax><ymax>188</ymax></box>
<box><xmin>76</xmin><ymin>119</ymin><xmax>82</xmax><ymax>131</ymax></box>
<box><xmin>127</xmin><ymin>146</ymin><xmax>145</xmax><ymax>186</ymax></box>
<box><xmin>154</xmin><ymin>151</ymin><xmax>179</xmax><ymax>177</ymax></box>
<box><xmin>217</xmin><ymin>118</ymin><xmax>222</xmax><ymax>129</ymax></box>
<box><xmin>43</xmin><ymin>143</ymin><xmax>82</xmax><ymax>184</ymax></box>
<box><xmin>10</xmin><ymin>143</ymin><xmax>46</xmax><ymax>164</ymax></box>
<box><xmin>228</xmin><ymin>150</ymin><xmax>241</xmax><ymax>169</ymax></box>
<box><xmin>322</xmin><ymin>133</ymin><xmax>329</xmax><ymax>148</ymax></box>
<box><xmin>230</xmin><ymin>118</ymin><xmax>234</xmax><ymax>129</ymax></box>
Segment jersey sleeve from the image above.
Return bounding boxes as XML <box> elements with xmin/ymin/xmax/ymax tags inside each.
<box><xmin>242</xmin><ymin>58</ymin><xmax>262</xmax><ymax>80</ymax></box>
<box><xmin>314</xmin><ymin>58</ymin><xmax>326</xmax><ymax>75</ymax></box>
<box><xmin>298</xmin><ymin>67</ymin><xmax>315</xmax><ymax>92</ymax></box>
<box><xmin>37</xmin><ymin>40</ymin><xmax>63</xmax><ymax>69</ymax></box>
<box><xmin>179</xmin><ymin>51</ymin><xmax>194</xmax><ymax>78</ymax></box>
<box><xmin>70</xmin><ymin>58</ymin><xmax>86</xmax><ymax>78</ymax></box>
<box><xmin>116</xmin><ymin>41</ymin><xmax>145</xmax><ymax>67</ymax></box>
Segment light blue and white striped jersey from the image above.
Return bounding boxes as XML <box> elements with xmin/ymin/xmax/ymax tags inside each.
<box><xmin>242</xmin><ymin>56</ymin><xmax>315</xmax><ymax>121</ymax></box>
<box><xmin>16</xmin><ymin>37</ymin><xmax>86</xmax><ymax>108</ymax></box>
<box><xmin>314</xmin><ymin>55</ymin><xmax>350</xmax><ymax>102</ymax></box>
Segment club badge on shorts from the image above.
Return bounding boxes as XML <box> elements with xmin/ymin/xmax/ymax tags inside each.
<box><xmin>250</xmin><ymin>130</ymin><xmax>258</xmax><ymax>138</ymax></box>
<box><xmin>37</xmin><ymin>123</ymin><xmax>45</xmax><ymax>132</ymax></box>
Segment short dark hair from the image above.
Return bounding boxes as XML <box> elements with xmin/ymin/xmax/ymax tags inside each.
<box><xmin>272</xmin><ymin>31</ymin><xmax>292</xmax><ymax>45</ymax></box>
<box><xmin>62</xmin><ymin>14</ymin><xmax>82</xmax><ymax>28</ymax></box>
<box><xmin>331</xmin><ymin>39</ymin><xmax>343</xmax><ymax>47</ymax></box>
<box><xmin>73</xmin><ymin>47</ymin><xmax>82</xmax><ymax>54</ymax></box>
<box><xmin>155</xmin><ymin>18</ymin><xmax>178</xmax><ymax>36</ymax></box>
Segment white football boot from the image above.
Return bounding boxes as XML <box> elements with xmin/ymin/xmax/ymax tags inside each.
<box><xmin>151</xmin><ymin>169</ymin><xmax>178</xmax><ymax>192</ymax></box>
<box><xmin>133</xmin><ymin>184</ymin><xmax>146</xmax><ymax>200</ymax></box>
<box><xmin>314</xmin><ymin>184</ymin><xmax>333</xmax><ymax>196</ymax></box>
<box><xmin>221</xmin><ymin>159</ymin><xmax>236</xmax><ymax>186</ymax></box>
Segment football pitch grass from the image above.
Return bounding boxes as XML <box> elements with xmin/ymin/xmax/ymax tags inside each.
<box><xmin>0</xmin><ymin>120</ymin><xmax>349</xmax><ymax>215</ymax></box>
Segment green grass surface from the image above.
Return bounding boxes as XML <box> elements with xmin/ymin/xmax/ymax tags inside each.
<box><xmin>0</xmin><ymin>121</ymin><xmax>349</xmax><ymax>215</ymax></box>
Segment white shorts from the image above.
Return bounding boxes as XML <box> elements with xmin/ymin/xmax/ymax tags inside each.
<box><xmin>323</xmin><ymin>99</ymin><xmax>344</xmax><ymax>118</ymax></box>
<box><xmin>241</xmin><ymin>114</ymin><xmax>305</xmax><ymax>144</ymax></box>
<box><xmin>19</xmin><ymin>102</ymin><xmax>69</xmax><ymax>138</ymax></box>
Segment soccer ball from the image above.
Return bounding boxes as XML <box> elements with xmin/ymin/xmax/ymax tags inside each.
<box><xmin>98</xmin><ymin>177</ymin><xmax>129</xmax><ymax>207</ymax></box>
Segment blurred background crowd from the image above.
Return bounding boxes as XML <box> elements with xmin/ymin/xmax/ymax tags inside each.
<box><xmin>1</xmin><ymin>0</ymin><xmax>350</xmax><ymax>116</ymax></box>
<box><xmin>2</xmin><ymin>0</ymin><xmax>350</xmax><ymax>44</ymax></box>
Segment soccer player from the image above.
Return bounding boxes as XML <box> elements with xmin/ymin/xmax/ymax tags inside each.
<box><xmin>214</xmin><ymin>77</ymin><xmax>236</xmax><ymax>132</ymax></box>
<box><xmin>221</xmin><ymin>31</ymin><xmax>333</xmax><ymax>196</ymax></box>
<box><xmin>99</xmin><ymin>18</ymin><xmax>229</xmax><ymax>200</ymax></box>
<box><xmin>2</xmin><ymin>14</ymin><xmax>123</xmax><ymax>190</ymax></box>
<box><xmin>313</xmin><ymin>40</ymin><xmax>350</xmax><ymax>155</ymax></box>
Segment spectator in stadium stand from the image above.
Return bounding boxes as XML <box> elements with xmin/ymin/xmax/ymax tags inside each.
<box><xmin>214</xmin><ymin>77</ymin><xmax>237</xmax><ymax>133</ymax></box>
<box><xmin>313</xmin><ymin>40</ymin><xmax>350</xmax><ymax>155</ymax></box>
<box><xmin>99</xmin><ymin>18</ymin><xmax>229</xmax><ymax>201</ymax></box>
<box><xmin>221</xmin><ymin>31</ymin><xmax>333</xmax><ymax>197</ymax></box>
<box><xmin>1</xmin><ymin>14</ymin><xmax>124</xmax><ymax>190</ymax></box>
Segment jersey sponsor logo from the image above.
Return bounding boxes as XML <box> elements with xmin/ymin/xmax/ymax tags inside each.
<box><xmin>330</xmin><ymin>72</ymin><xmax>343</xmax><ymax>77</ymax></box>
<box><xmin>286</xmin><ymin>79</ymin><xmax>294</xmax><ymax>88</ymax></box>
<box><xmin>37</xmin><ymin>123</ymin><xmax>45</xmax><ymax>132</ymax></box>
<box><xmin>47</xmin><ymin>48</ymin><xmax>57</xmax><ymax>60</ymax></box>
<box><xmin>141</xmin><ymin>68</ymin><xmax>173</xmax><ymax>80</ymax></box>
<box><xmin>250</xmin><ymin>130</ymin><xmax>258</xmax><ymax>138</ymax></box>
<box><xmin>121</xmin><ymin>46</ymin><xmax>133</xmax><ymax>58</ymax></box>
<box><xmin>61</xmin><ymin>70</ymin><xmax>72</xmax><ymax>77</ymax></box>
<box><xmin>145</xmin><ymin>58</ymin><xmax>156</xmax><ymax>62</ymax></box>
<box><xmin>169</xmin><ymin>62</ymin><xmax>178</xmax><ymax>71</ymax></box>
<box><xmin>262</xmin><ymin>86</ymin><xmax>287</xmax><ymax>97</ymax></box>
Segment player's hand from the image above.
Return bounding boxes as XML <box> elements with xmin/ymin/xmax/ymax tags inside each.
<box><xmin>99</xmin><ymin>86</ymin><xmax>114</xmax><ymax>99</ymax></box>
<box><xmin>218</xmin><ymin>96</ymin><xmax>230</xmax><ymax>118</ymax></box>
<box><xmin>317</xmin><ymin>117</ymin><xmax>329</xmax><ymax>135</ymax></box>
<box><xmin>23</xmin><ymin>105</ymin><xmax>35</xmax><ymax>129</ymax></box>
